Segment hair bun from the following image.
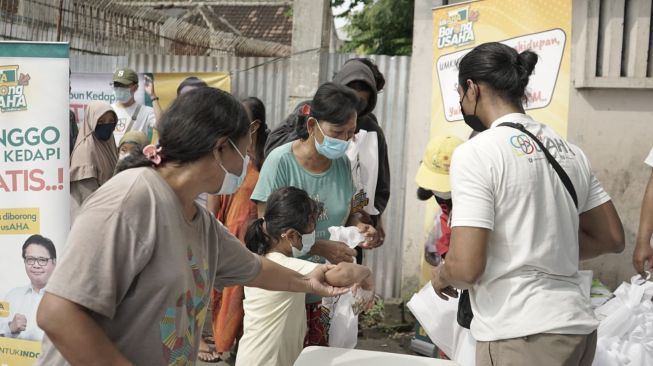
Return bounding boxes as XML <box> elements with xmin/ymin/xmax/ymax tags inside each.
<box><xmin>517</xmin><ymin>50</ymin><xmax>538</xmax><ymax>78</ymax></box>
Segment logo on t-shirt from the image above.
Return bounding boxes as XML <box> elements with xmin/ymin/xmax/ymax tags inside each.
<box><xmin>509</xmin><ymin>134</ymin><xmax>536</xmax><ymax>156</ymax></box>
<box><xmin>311</xmin><ymin>194</ymin><xmax>329</xmax><ymax>222</ymax></box>
<box><xmin>508</xmin><ymin>133</ymin><xmax>576</xmax><ymax>162</ymax></box>
<box><xmin>351</xmin><ymin>189</ymin><xmax>370</xmax><ymax>214</ymax></box>
<box><xmin>0</xmin><ymin>65</ymin><xmax>30</xmax><ymax>113</ymax></box>
<box><xmin>115</xmin><ymin>116</ymin><xmax>128</xmax><ymax>133</ymax></box>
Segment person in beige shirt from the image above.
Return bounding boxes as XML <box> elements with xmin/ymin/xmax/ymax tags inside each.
<box><xmin>36</xmin><ymin>87</ymin><xmax>352</xmax><ymax>366</ymax></box>
<box><xmin>69</xmin><ymin>101</ymin><xmax>118</xmax><ymax>221</ymax></box>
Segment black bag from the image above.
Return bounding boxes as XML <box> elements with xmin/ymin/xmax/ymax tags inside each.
<box><xmin>456</xmin><ymin>290</ymin><xmax>474</xmax><ymax>328</ymax></box>
<box><xmin>455</xmin><ymin>123</ymin><xmax>579</xmax><ymax>329</ymax></box>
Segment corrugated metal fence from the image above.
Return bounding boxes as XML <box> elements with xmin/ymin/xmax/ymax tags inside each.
<box><xmin>71</xmin><ymin>53</ymin><xmax>410</xmax><ymax>298</ymax></box>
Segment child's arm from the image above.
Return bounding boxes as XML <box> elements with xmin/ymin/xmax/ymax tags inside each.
<box><xmin>325</xmin><ymin>263</ymin><xmax>373</xmax><ymax>290</ymax></box>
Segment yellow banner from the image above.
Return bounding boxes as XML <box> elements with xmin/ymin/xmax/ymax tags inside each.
<box><xmin>150</xmin><ymin>72</ymin><xmax>231</xmax><ymax>111</ymax></box>
<box><xmin>421</xmin><ymin>0</ymin><xmax>572</xmax><ymax>285</ymax></box>
<box><xmin>0</xmin><ymin>208</ymin><xmax>40</xmax><ymax>235</ymax></box>
<box><xmin>0</xmin><ymin>338</ymin><xmax>42</xmax><ymax>366</ymax></box>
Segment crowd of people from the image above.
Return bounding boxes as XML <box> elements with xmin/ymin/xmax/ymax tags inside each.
<box><xmin>3</xmin><ymin>42</ymin><xmax>652</xmax><ymax>366</ymax></box>
<box><xmin>27</xmin><ymin>58</ymin><xmax>389</xmax><ymax>366</ymax></box>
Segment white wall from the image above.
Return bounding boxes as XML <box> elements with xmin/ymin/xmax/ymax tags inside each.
<box><xmin>400</xmin><ymin>0</ymin><xmax>443</xmax><ymax>298</ymax></box>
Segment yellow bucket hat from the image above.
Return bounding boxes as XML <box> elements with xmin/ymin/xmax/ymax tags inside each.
<box><xmin>415</xmin><ymin>135</ymin><xmax>464</xmax><ymax>192</ymax></box>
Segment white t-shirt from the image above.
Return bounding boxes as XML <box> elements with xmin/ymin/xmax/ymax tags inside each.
<box><xmin>111</xmin><ymin>102</ymin><xmax>155</xmax><ymax>147</ymax></box>
<box><xmin>0</xmin><ymin>285</ymin><xmax>45</xmax><ymax>341</ymax></box>
<box><xmin>450</xmin><ymin>113</ymin><xmax>610</xmax><ymax>342</ymax></box>
<box><xmin>645</xmin><ymin>147</ymin><xmax>653</xmax><ymax>167</ymax></box>
<box><xmin>237</xmin><ymin>252</ymin><xmax>319</xmax><ymax>366</ymax></box>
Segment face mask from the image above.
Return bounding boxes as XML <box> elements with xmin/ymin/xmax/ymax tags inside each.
<box><xmin>216</xmin><ymin>139</ymin><xmax>249</xmax><ymax>195</ymax></box>
<box><xmin>314</xmin><ymin>121</ymin><xmax>350</xmax><ymax>160</ymax></box>
<box><xmin>460</xmin><ymin>86</ymin><xmax>486</xmax><ymax>132</ymax></box>
<box><xmin>94</xmin><ymin>123</ymin><xmax>116</xmax><ymax>141</ymax></box>
<box><xmin>118</xmin><ymin>152</ymin><xmax>131</xmax><ymax>160</ymax></box>
<box><xmin>291</xmin><ymin>230</ymin><xmax>316</xmax><ymax>258</ymax></box>
<box><xmin>113</xmin><ymin>86</ymin><xmax>132</xmax><ymax>103</ymax></box>
<box><xmin>433</xmin><ymin>191</ymin><xmax>451</xmax><ymax>200</ymax></box>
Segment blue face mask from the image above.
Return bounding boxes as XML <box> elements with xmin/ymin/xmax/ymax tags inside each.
<box><xmin>94</xmin><ymin>123</ymin><xmax>116</xmax><ymax>141</ymax></box>
<box><xmin>291</xmin><ymin>230</ymin><xmax>316</xmax><ymax>258</ymax></box>
<box><xmin>113</xmin><ymin>86</ymin><xmax>132</xmax><ymax>103</ymax></box>
<box><xmin>314</xmin><ymin>121</ymin><xmax>350</xmax><ymax>160</ymax></box>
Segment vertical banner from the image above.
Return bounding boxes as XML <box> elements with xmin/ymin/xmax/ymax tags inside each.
<box><xmin>421</xmin><ymin>0</ymin><xmax>572</xmax><ymax>282</ymax></box>
<box><xmin>0</xmin><ymin>42</ymin><xmax>70</xmax><ymax>365</ymax></box>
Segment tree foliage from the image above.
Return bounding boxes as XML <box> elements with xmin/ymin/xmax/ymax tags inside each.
<box><xmin>333</xmin><ymin>0</ymin><xmax>414</xmax><ymax>56</ymax></box>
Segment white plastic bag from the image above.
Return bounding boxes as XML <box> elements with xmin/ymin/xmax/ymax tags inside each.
<box><xmin>325</xmin><ymin>293</ymin><xmax>358</xmax><ymax>348</ymax></box>
<box><xmin>323</xmin><ymin>226</ymin><xmax>367</xmax><ymax>349</ymax></box>
<box><xmin>592</xmin><ymin>274</ymin><xmax>653</xmax><ymax>366</ymax></box>
<box><xmin>407</xmin><ymin>283</ymin><xmax>476</xmax><ymax>365</ymax></box>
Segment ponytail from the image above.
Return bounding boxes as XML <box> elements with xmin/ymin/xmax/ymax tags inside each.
<box><xmin>245</xmin><ymin>218</ymin><xmax>271</xmax><ymax>255</ymax></box>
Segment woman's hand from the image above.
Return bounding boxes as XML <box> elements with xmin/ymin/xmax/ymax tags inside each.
<box><xmin>357</xmin><ymin>223</ymin><xmax>381</xmax><ymax>249</ymax></box>
<box><xmin>376</xmin><ymin>216</ymin><xmax>386</xmax><ymax>247</ymax></box>
<box><xmin>305</xmin><ymin>264</ymin><xmax>350</xmax><ymax>297</ymax></box>
<box><xmin>351</xmin><ymin>276</ymin><xmax>375</xmax><ymax>313</ymax></box>
<box><xmin>311</xmin><ymin>240</ymin><xmax>357</xmax><ymax>264</ymax></box>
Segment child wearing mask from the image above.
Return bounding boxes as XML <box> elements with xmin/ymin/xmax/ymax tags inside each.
<box><xmin>236</xmin><ymin>186</ymin><xmax>374</xmax><ymax>366</ymax></box>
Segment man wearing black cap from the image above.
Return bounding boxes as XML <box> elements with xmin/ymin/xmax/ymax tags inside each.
<box><xmin>110</xmin><ymin>68</ymin><xmax>156</xmax><ymax>147</ymax></box>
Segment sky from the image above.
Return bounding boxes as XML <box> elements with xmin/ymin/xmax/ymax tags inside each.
<box><xmin>332</xmin><ymin>0</ymin><xmax>366</xmax><ymax>40</ymax></box>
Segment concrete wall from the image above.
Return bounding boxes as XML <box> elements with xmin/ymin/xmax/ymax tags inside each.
<box><xmin>568</xmin><ymin>0</ymin><xmax>653</xmax><ymax>289</ymax></box>
<box><xmin>569</xmin><ymin>87</ymin><xmax>653</xmax><ymax>289</ymax></box>
<box><xmin>400</xmin><ymin>0</ymin><xmax>442</xmax><ymax>298</ymax></box>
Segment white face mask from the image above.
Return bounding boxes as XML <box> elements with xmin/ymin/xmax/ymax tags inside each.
<box><xmin>433</xmin><ymin>191</ymin><xmax>452</xmax><ymax>200</ymax></box>
<box><xmin>216</xmin><ymin>139</ymin><xmax>249</xmax><ymax>195</ymax></box>
<box><xmin>291</xmin><ymin>230</ymin><xmax>316</xmax><ymax>258</ymax></box>
<box><xmin>118</xmin><ymin>152</ymin><xmax>131</xmax><ymax>161</ymax></box>
<box><xmin>113</xmin><ymin>86</ymin><xmax>132</xmax><ymax>103</ymax></box>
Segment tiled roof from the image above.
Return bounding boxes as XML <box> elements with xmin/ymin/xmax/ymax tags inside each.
<box><xmin>187</xmin><ymin>4</ymin><xmax>293</xmax><ymax>46</ymax></box>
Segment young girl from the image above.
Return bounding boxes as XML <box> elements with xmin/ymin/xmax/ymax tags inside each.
<box><xmin>236</xmin><ymin>187</ymin><xmax>374</xmax><ymax>366</ymax></box>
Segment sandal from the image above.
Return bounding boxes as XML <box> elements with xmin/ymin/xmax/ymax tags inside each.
<box><xmin>197</xmin><ymin>349</ymin><xmax>222</xmax><ymax>363</ymax></box>
<box><xmin>198</xmin><ymin>339</ymin><xmax>220</xmax><ymax>363</ymax></box>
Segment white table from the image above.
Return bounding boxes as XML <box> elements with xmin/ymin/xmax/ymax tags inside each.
<box><xmin>294</xmin><ymin>346</ymin><xmax>459</xmax><ymax>365</ymax></box>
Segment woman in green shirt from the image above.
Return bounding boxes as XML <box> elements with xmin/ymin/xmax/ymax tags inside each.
<box><xmin>251</xmin><ymin>82</ymin><xmax>380</xmax><ymax>346</ymax></box>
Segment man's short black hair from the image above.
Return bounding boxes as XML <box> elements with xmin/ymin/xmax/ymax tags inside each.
<box><xmin>22</xmin><ymin>234</ymin><xmax>56</xmax><ymax>259</ymax></box>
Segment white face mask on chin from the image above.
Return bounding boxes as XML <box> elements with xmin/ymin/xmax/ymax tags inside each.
<box><xmin>215</xmin><ymin>139</ymin><xmax>249</xmax><ymax>195</ymax></box>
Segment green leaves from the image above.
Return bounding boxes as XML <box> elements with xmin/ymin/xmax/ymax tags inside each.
<box><xmin>336</xmin><ymin>0</ymin><xmax>414</xmax><ymax>56</ymax></box>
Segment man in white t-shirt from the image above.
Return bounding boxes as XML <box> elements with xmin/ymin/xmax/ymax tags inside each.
<box><xmin>110</xmin><ymin>68</ymin><xmax>156</xmax><ymax>147</ymax></box>
<box><xmin>430</xmin><ymin>42</ymin><xmax>625</xmax><ymax>366</ymax></box>
<box><xmin>1</xmin><ymin>235</ymin><xmax>57</xmax><ymax>341</ymax></box>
